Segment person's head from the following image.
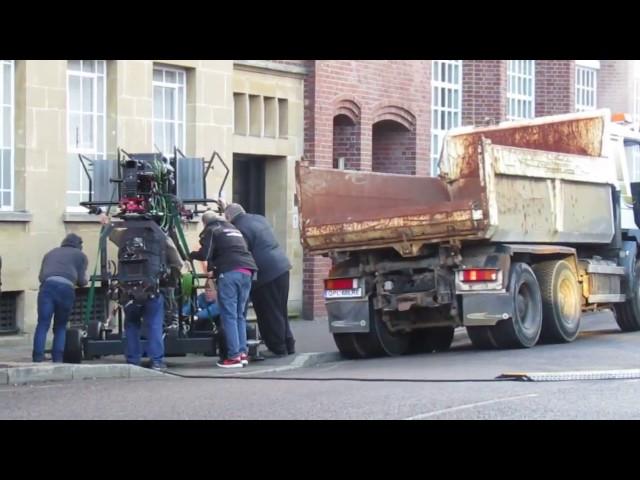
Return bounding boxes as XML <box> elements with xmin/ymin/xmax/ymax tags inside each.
<box><xmin>224</xmin><ymin>203</ymin><xmax>246</xmax><ymax>222</ymax></box>
<box><xmin>204</xmin><ymin>281</ymin><xmax>217</xmax><ymax>302</ymax></box>
<box><xmin>201</xmin><ymin>209</ymin><xmax>220</xmax><ymax>226</ymax></box>
<box><xmin>61</xmin><ymin>233</ymin><xmax>83</xmax><ymax>250</ymax></box>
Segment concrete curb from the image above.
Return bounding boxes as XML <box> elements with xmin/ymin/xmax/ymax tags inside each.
<box><xmin>229</xmin><ymin>351</ymin><xmax>343</xmax><ymax>376</ymax></box>
<box><xmin>0</xmin><ymin>363</ymin><xmax>165</xmax><ymax>386</ymax></box>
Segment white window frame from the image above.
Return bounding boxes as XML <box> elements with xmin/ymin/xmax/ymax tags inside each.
<box><xmin>507</xmin><ymin>60</ymin><xmax>535</xmax><ymax>120</ymax></box>
<box><xmin>0</xmin><ymin>60</ymin><xmax>14</xmax><ymax>211</ymax></box>
<box><xmin>431</xmin><ymin>60</ymin><xmax>462</xmax><ymax>175</ymax></box>
<box><xmin>575</xmin><ymin>65</ymin><xmax>598</xmax><ymax>112</ymax></box>
<box><xmin>152</xmin><ymin>65</ymin><xmax>186</xmax><ymax>156</ymax></box>
<box><xmin>66</xmin><ymin>60</ymin><xmax>107</xmax><ymax>211</ymax></box>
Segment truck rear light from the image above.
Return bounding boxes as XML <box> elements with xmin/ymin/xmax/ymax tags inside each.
<box><xmin>325</xmin><ymin>278</ymin><xmax>358</xmax><ymax>290</ymax></box>
<box><xmin>459</xmin><ymin>269</ymin><xmax>498</xmax><ymax>282</ymax></box>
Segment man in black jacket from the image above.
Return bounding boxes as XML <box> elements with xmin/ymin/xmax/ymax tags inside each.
<box><xmin>224</xmin><ymin>203</ymin><xmax>295</xmax><ymax>356</ymax></box>
<box><xmin>190</xmin><ymin>211</ymin><xmax>257</xmax><ymax>368</ymax></box>
<box><xmin>32</xmin><ymin>233</ymin><xmax>88</xmax><ymax>362</ymax></box>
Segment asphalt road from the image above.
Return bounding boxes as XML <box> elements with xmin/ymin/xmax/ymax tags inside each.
<box><xmin>3</xmin><ymin>311</ymin><xmax>640</xmax><ymax>419</ymax></box>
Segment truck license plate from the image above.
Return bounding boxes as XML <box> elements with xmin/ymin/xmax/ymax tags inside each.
<box><xmin>325</xmin><ymin>288</ymin><xmax>362</xmax><ymax>299</ymax></box>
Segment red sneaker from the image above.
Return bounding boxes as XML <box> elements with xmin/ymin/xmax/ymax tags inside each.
<box><xmin>240</xmin><ymin>353</ymin><xmax>249</xmax><ymax>366</ymax></box>
<box><xmin>217</xmin><ymin>357</ymin><xmax>243</xmax><ymax>368</ymax></box>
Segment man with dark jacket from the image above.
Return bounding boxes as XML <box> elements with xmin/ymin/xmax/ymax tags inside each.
<box><xmin>224</xmin><ymin>203</ymin><xmax>295</xmax><ymax>357</ymax></box>
<box><xmin>32</xmin><ymin>233</ymin><xmax>88</xmax><ymax>362</ymax></box>
<box><xmin>190</xmin><ymin>211</ymin><xmax>257</xmax><ymax>368</ymax></box>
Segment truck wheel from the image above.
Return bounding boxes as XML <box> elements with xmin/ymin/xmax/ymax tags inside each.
<box><xmin>410</xmin><ymin>327</ymin><xmax>455</xmax><ymax>353</ymax></box>
<box><xmin>368</xmin><ymin>309</ymin><xmax>410</xmax><ymax>356</ymax></box>
<box><xmin>63</xmin><ymin>328</ymin><xmax>84</xmax><ymax>364</ymax></box>
<box><xmin>466</xmin><ymin>326</ymin><xmax>497</xmax><ymax>349</ymax></box>
<box><xmin>333</xmin><ymin>333</ymin><xmax>368</xmax><ymax>359</ymax></box>
<box><xmin>490</xmin><ymin>262</ymin><xmax>542</xmax><ymax>348</ymax></box>
<box><xmin>614</xmin><ymin>260</ymin><xmax>640</xmax><ymax>331</ymax></box>
<box><xmin>533</xmin><ymin>260</ymin><xmax>581</xmax><ymax>342</ymax></box>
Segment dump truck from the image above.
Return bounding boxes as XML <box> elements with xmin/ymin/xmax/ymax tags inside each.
<box><xmin>295</xmin><ymin>109</ymin><xmax>640</xmax><ymax>358</ymax></box>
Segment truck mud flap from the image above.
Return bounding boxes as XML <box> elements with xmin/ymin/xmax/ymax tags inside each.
<box><xmin>462</xmin><ymin>292</ymin><xmax>514</xmax><ymax>326</ymax></box>
<box><xmin>326</xmin><ymin>299</ymin><xmax>370</xmax><ymax>333</ymax></box>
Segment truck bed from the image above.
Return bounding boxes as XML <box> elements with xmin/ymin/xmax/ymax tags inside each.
<box><xmin>296</xmin><ymin>110</ymin><xmax>617</xmax><ymax>256</ymax></box>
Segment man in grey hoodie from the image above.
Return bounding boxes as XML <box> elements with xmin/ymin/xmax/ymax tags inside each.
<box><xmin>32</xmin><ymin>233</ymin><xmax>88</xmax><ymax>362</ymax></box>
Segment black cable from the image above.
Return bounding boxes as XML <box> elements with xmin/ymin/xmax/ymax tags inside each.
<box><xmin>160</xmin><ymin>371</ymin><xmax>517</xmax><ymax>383</ymax></box>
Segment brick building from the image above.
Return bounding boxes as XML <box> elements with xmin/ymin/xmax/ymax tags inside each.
<box><xmin>298</xmin><ymin>60</ymin><xmax>640</xmax><ymax>320</ymax></box>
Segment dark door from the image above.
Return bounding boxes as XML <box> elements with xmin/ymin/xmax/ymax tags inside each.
<box><xmin>232</xmin><ymin>154</ymin><xmax>266</xmax><ymax>215</ymax></box>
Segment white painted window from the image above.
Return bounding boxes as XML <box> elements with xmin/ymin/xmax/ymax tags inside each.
<box><xmin>153</xmin><ymin>65</ymin><xmax>186</xmax><ymax>155</ymax></box>
<box><xmin>0</xmin><ymin>60</ymin><xmax>14</xmax><ymax>210</ymax></box>
<box><xmin>576</xmin><ymin>66</ymin><xmax>598</xmax><ymax>112</ymax></box>
<box><xmin>507</xmin><ymin>60</ymin><xmax>535</xmax><ymax>120</ymax></box>
<box><xmin>431</xmin><ymin>60</ymin><xmax>462</xmax><ymax>175</ymax></box>
<box><xmin>634</xmin><ymin>78</ymin><xmax>640</xmax><ymax>127</ymax></box>
<box><xmin>66</xmin><ymin>60</ymin><xmax>107</xmax><ymax>209</ymax></box>
<box><xmin>626</xmin><ymin>143</ymin><xmax>640</xmax><ymax>183</ymax></box>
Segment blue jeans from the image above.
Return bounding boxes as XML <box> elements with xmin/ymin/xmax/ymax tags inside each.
<box><xmin>124</xmin><ymin>294</ymin><xmax>164</xmax><ymax>366</ymax></box>
<box><xmin>217</xmin><ymin>271</ymin><xmax>252</xmax><ymax>359</ymax></box>
<box><xmin>33</xmin><ymin>281</ymin><xmax>75</xmax><ymax>362</ymax></box>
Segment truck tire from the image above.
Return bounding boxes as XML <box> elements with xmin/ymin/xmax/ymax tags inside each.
<box><xmin>490</xmin><ymin>262</ymin><xmax>542</xmax><ymax>349</ymax></box>
<box><xmin>614</xmin><ymin>260</ymin><xmax>640</xmax><ymax>331</ymax></box>
<box><xmin>410</xmin><ymin>327</ymin><xmax>455</xmax><ymax>353</ymax></box>
<box><xmin>332</xmin><ymin>301</ymin><xmax>410</xmax><ymax>358</ymax></box>
<box><xmin>369</xmin><ymin>308</ymin><xmax>410</xmax><ymax>357</ymax></box>
<box><xmin>63</xmin><ymin>328</ymin><xmax>84</xmax><ymax>364</ymax></box>
<box><xmin>466</xmin><ymin>326</ymin><xmax>498</xmax><ymax>350</ymax></box>
<box><xmin>333</xmin><ymin>333</ymin><xmax>368</xmax><ymax>359</ymax></box>
<box><xmin>533</xmin><ymin>260</ymin><xmax>581</xmax><ymax>343</ymax></box>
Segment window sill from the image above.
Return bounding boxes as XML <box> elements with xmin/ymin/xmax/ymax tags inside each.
<box><xmin>62</xmin><ymin>212</ymin><xmax>102</xmax><ymax>223</ymax></box>
<box><xmin>0</xmin><ymin>211</ymin><xmax>32</xmax><ymax>223</ymax></box>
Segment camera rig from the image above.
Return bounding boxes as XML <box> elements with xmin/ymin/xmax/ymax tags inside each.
<box><xmin>62</xmin><ymin>147</ymin><xmax>259</xmax><ymax>363</ymax></box>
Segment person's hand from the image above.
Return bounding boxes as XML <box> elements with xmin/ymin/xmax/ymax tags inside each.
<box><xmin>99</xmin><ymin>214</ymin><xmax>111</xmax><ymax>225</ymax></box>
<box><xmin>207</xmin><ymin>271</ymin><xmax>214</xmax><ymax>279</ymax></box>
<box><xmin>217</xmin><ymin>198</ymin><xmax>227</xmax><ymax>211</ymax></box>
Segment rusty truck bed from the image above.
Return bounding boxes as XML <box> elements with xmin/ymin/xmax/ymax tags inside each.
<box><xmin>296</xmin><ymin>110</ymin><xmax>615</xmax><ymax>256</ymax></box>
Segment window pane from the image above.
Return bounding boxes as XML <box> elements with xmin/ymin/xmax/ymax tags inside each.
<box><xmin>165</xmin><ymin>87</ymin><xmax>175</xmax><ymax>120</ymax></box>
<box><xmin>68</xmin><ymin>60</ymin><xmax>81</xmax><ymax>72</ymax></box>
<box><xmin>433</xmin><ymin>62</ymin><xmax>439</xmax><ymax>82</ymax></box>
<box><xmin>3</xmin><ymin>106</ymin><xmax>11</xmax><ymax>147</ymax></box>
<box><xmin>97</xmin><ymin>115</ymin><xmax>105</xmax><ymax>155</ymax></box>
<box><xmin>67</xmin><ymin>153</ymin><xmax>80</xmax><ymax>191</ymax></box>
<box><xmin>82</xmin><ymin>77</ymin><xmax>94</xmax><ymax>113</ymax></box>
<box><xmin>97</xmin><ymin>76</ymin><xmax>104</xmax><ymax>114</ymax></box>
<box><xmin>97</xmin><ymin>60</ymin><xmax>105</xmax><ymax>74</ymax></box>
<box><xmin>82</xmin><ymin>60</ymin><xmax>95</xmax><ymax>73</ymax></box>
<box><xmin>154</xmin><ymin>121</ymin><xmax>163</xmax><ymax>151</ymax></box>
<box><xmin>3</xmin><ymin>192</ymin><xmax>9</xmax><ymax>207</ymax></box>
<box><xmin>167</xmin><ymin>123</ymin><xmax>175</xmax><ymax>151</ymax></box>
<box><xmin>165</xmin><ymin>70</ymin><xmax>176</xmax><ymax>84</ymax></box>
<box><xmin>82</xmin><ymin>114</ymin><xmax>94</xmax><ymax>148</ymax></box>
<box><xmin>177</xmin><ymin>87</ymin><xmax>184</xmax><ymax>121</ymax></box>
<box><xmin>68</xmin><ymin>113</ymin><xmax>81</xmax><ymax>149</ymax></box>
<box><xmin>177</xmin><ymin>123</ymin><xmax>183</xmax><ymax>150</ymax></box>
<box><xmin>153</xmin><ymin>69</ymin><xmax>163</xmax><ymax>82</ymax></box>
<box><xmin>3</xmin><ymin>63</ymin><xmax>10</xmax><ymax>103</ymax></box>
<box><xmin>3</xmin><ymin>150</ymin><xmax>10</xmax><ymax>189</ymax></box>
<box><xmin>69</xmin><ymin>75</ymin><xmax>81</xmax><ymax>112</ymax></box>
<box><xmin>154</xmin><ymin>86</ymin><xmax>163</xmax><ymax>119</ymax></box>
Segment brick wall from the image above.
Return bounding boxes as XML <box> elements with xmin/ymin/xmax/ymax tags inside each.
<box><xmin>598</xmin><ymin>60</ymin><xmax>633</xmax><ymax>114</ymax></box>
<box><xmin>333</xmin><ymin>115</ymin><xmax>361</xmax><ymax>169</ymax></box>
<box><xmin>371</xmin><ymin>121</ymin><xmax>416</xmax><ymax>174</ymax></box>
<box><xmin>535</xmin><ymin>60</ymin><xmax>575</xmax><ymax>116</ymax></box>
<box><xmin>462</xmin><ymin>60</ymin><xmax>507</xmax><ymax>125</ymax></box>
<box><xmin>302</xmin><ymin>60</ymin><xmax>430</xmax><ymax>319</ymax></box>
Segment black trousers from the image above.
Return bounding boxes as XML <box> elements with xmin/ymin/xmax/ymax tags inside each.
<box><xmin>251</xmin><ymin>272</ymin><xmax>295</xmax><ymax>354</ymax></box>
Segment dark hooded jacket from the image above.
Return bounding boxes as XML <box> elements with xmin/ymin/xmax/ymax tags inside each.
<box><xmin>38</xmin><ymin>233</ymin><xmax>89</xmax><ymax>287</ymax></box>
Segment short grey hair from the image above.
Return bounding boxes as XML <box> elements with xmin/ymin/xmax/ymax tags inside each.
<box><xmin>201</xmin><ymin>210</ymin><xmax>219</xmax><ymax>225</ymax></box>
